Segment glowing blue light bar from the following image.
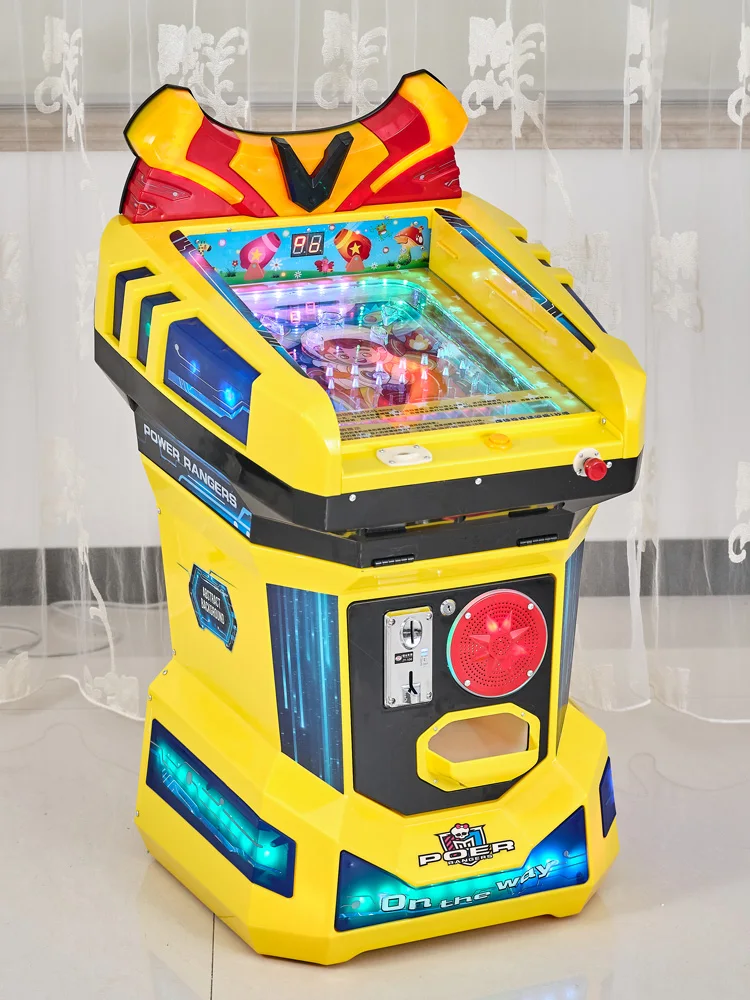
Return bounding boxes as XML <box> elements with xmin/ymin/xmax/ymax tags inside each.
<box><xmin>336</xmin><ymin>808</ymin><xmax>588</xmax><ymax>930</ymax></box>
<box><xmin>147</xmin><ymin>720</ymin><xmax>296</xmax><ymax>897</ymax></box>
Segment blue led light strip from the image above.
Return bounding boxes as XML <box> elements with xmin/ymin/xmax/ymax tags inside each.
<box><xmin>165</xmin><ymin>371</ymin><xmax>250</xmax><ymax>422</ymax></box>
<box><xmin>434</xmin><ymin>208</ymin><xmax>596</xmax><ymax>352</ymax></box>
<box><xmin>336</xmin><ymin>808</ymin><xmax>588</xmax><ymax>930</ymax></box>
<box><xmin>146</xmin><ymin>720</ymin><xmax>296</xmax><ymax>897</ymax></box>
<box><xmin>267</xmin><ymin>585</ymin><xmax>344</xmax><ymax>793</ymax></box>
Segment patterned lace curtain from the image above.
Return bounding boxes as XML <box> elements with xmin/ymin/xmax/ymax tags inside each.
<box><xmin>1</xmin><ymin>0</ymin><xmax>749</xmax><ymax>723</ymax></box>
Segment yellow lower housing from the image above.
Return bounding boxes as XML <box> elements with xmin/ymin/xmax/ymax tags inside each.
<box><xmin>135</xmin><ymin>457</ymin><xmax>617</xmax><ymax>965</ymax></box>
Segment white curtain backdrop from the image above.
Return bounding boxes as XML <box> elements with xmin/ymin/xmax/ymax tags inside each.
<box><xmin>1</xmin><ymin>0</ymin><xmax>749</xmax><ymax>723</ymax></box>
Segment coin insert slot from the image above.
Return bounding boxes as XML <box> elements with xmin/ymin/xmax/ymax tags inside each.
<box><xmin>384</xmin><ymin>607</ymin><xmax>433</xmax><ymax>708</ymax></box>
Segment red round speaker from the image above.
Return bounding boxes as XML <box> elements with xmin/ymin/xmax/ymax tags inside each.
<box><xmin>446</xmin><ymin>589</ymin><xmax>548</xmax><ymax>698</ymax></box>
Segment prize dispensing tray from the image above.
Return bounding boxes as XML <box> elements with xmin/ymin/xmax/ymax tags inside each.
<box><xmin>95</xmin><ymin>70</ymin><xmax>645</xmax><ymax>964</ymax></box>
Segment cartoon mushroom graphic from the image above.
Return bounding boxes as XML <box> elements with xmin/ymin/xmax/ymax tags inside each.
<box><xmin>333</xmin><ymin>229</ymin><xmax>372</xmax><ymax>273</ymax></box>
<box><xmin>239</xmin><ymin>231</ymin><xmax>281</xmax><ymax>281</ymax></box>
<box><xmin>394</xmin><ymin>223</ymin><xmax>425</xmax><ymax>266</ymax></box>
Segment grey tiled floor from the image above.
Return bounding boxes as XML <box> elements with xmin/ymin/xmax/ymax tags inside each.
<box><xmin>1</xmin><ymin>603</ymin><xmax>749</xmax><ymax>999</ymax></box>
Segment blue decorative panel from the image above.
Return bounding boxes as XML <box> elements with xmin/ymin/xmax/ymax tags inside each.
<box><xmin>336</xmin><ymin>808</ymin><xmax>588</xmax><ymax>931</ymax></box>
<box><xmin>189</xmin><ymin>565</ymin><xmax>237</xmax><ymax>650</ymax></box>
<box><xmin>136</xmin><ymin>291</ymin><xmax>178</xmax><ymax>365</ymax></box>
<box><xmin>267</xmin><ymin>585</ymin><xmax>343</xmax><ymax>793</ymax></box>
<box><xmin>599</xmin><ymin>757</ymin><xmax>617</xmax><ymax>837</ymax></box>
<box><xmin>137</xmin><ymin>414</ymin><xmax>252</xmax><ymax>537</ymax></box>
<box><xmin>188</xmin><ymin>216</ymin><xmax>430</xmax><ymax>284</ymax></box>
<box><xmin>164</xmin><ymin>316</ymin><xmax>258</xmax><ymax>441</ymax></box>
<box><xmin>146</xmin><ymin>720</ymin><xmax>296</xmax><ymax>897</ymax></box>
<box><xmin>434</xmin><ymin>208</ymin><xmax>595</xmax><ymax>352</ymax></box>
<box><xmin>557</xmin><ymin>541</ymin><xmax>585</xmax><ymax>745</ymax></box>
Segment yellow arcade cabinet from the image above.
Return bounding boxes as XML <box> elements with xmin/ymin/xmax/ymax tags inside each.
<box><xmin>94</xmin><ymin>70</ymin><xmax>645</xmax><ymax>964</ymax></box>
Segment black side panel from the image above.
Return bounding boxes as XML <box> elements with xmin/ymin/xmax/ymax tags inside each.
<box><xmin>325</xmin><ymin>460</ymin><xmax>640</xmax><ymax>533</ymax></box>
<box><xmin>557</xmin><ymin>541</ymin><xmax>585</xmax><ymax>745</ymax></box>
<box><xmin>347</xmin><ymin>575</ymin><xmax>555</xmax><ymax>816</ymax></box>
<box><xmin>112</xmin><ymin>267</ymin><xmax>153</xmax><ymax>340</ymax></box>
<box><xmin>96</xmin><ymin>334</ymin><xmax>319</xmax><ymax>522</ymax></box>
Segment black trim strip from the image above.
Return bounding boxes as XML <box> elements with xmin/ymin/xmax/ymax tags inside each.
<box><xmin>563</xmin><ymin>283</ymin><xmax>608</xmax><ymax>333</ymax></box>
<box><xmin>96</xmin><ymin>330</ymin><xmax>641</xmax><ymax>535</ymax></box>
<box><xmin>137</xmin><ymin>292</ymin><xmax>179</xmax><ymax>365</ymax></box>
<box><xmin>134</xmin><ymin>393</ymin><xmax>591</xmax><ymax>565</ymax></box>
<box><xmin>251</xmin><ymin>506</ymin><xmax>586</xmax><ymax>568</ymax></box>
<box><xmin>112</xmin><ymin>267</ymin><xmax>153</xmax><ymax>340</ymax></box>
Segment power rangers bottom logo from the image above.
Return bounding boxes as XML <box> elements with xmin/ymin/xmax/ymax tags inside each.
<box><xmin>418</xmin><ymin>822</ymin><xmax>515</xmax><ymax>868</ymax></box>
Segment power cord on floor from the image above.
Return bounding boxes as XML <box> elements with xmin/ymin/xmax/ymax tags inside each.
<box><xmin>0</xmin><ymin>599</ymin><xmax>167</xmax><ymax>659</ymax></box>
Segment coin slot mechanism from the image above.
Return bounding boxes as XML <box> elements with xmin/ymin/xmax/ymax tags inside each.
<box><xmin>384</xmin><ymin>607</ymin><xmax>433</xmax><ymax>708</ymax></box>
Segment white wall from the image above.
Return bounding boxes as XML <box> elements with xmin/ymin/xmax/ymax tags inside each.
<box><xmin>459</xmin><ymin>148</ymin><xmax>750</xmax><ymax>542</ymax></box>
<box><xmin>1</xmin><ymin>146</ymin><xmax>745</xmax><ymax>548</ymax></box>
<box><xmin>0</xmin><ymin>0</ymin><xmax>743</xmax><ymax>105</ymax></box>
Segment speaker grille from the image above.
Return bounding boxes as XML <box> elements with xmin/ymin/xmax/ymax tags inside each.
<box><xmin>447</xmin><ymin>588</ymin><xmax>548</xmax><ymax>698</ymax></box>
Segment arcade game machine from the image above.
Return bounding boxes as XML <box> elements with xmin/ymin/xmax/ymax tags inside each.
<box><xmin>95</xmin><ymin>71</ymin><xmax>645</xmax><ymax>965</ymax></box>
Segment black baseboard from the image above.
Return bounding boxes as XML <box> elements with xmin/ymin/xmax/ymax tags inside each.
<box><xmin>579</xmin><ymin>539</ymin><xmax>748</xmax><ymax>597</ymax></box>
<box><xmin>0</xmin><ymin>541</ymin><xmax>744</xmax><ymax>605</ymax></box>
<box><xmin>0</xmin><ymin>547</ymin><xmax>166</xmax><ymax>606</ymax></box>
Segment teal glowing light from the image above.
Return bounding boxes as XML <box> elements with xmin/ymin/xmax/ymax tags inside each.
<box><xmin>147</xmin><ymin>720</ymin><xmax>296</xmax><ymax>897</ymax></box>
<box><xmin>336</xmin><ymin>808</ymin><xmax>588</xmax><ymax>930</ymax></box>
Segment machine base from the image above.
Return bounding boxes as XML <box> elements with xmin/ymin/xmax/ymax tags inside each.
<box><xmin>136</xmin><ymin>660</ymin><xmax>618</xmax><ymax>965</ymax></box>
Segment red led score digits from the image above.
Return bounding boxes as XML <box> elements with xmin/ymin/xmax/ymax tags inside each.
<box><xmin>291</xmin><ymin>231</ymin><xmax>325</xmax><ymax>257</ymax></box>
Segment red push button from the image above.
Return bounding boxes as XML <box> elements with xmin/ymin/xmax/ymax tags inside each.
<box><xmin>583</xmin><ymin>457</ymin><xmax>608</xmax><ymax>481</ymax></box>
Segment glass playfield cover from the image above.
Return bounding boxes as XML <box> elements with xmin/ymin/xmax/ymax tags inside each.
<box><xmin>172</xmin><ymin>225</ymin><xmax>590</xmax><ymax>441</ymax></box>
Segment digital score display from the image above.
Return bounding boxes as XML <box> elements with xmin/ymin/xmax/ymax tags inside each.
<box><xmin>290</xmin><ymin>231</ymin><xmax>325</xmax><ymax>257</ymax></box>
